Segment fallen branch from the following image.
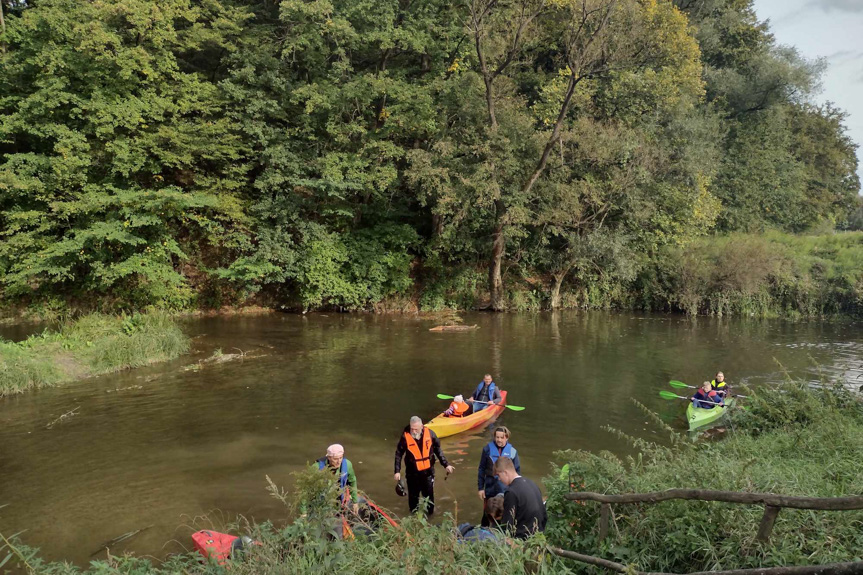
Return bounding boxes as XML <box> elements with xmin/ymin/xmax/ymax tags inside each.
<box><xmin>565</xmin><ymin>489</ymin><xmax>863</xmax><ymax>511</ymax></box>
<box><xmin>46</xmin><ymin>406</ymin><xmax>80</xmax><ymax>429</ymax></box>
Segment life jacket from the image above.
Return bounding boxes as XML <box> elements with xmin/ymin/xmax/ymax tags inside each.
<box><xmin>485</xmin><ymin>441</ymin><xmax>517</xmax><ymax>476</ymax></box>
<box><xmin>693</xmin><ymin>389</ymin><xmax>719</xmax><ymax>409</ymax></box>
<box><xmin>317</xmin><ymin>457</ymin><xmax>350</xmax><ymax>503</ymax></box>
<box><xmin>711</xmin><ymin>378</ymin><xmax>727</xmax><ymax>390</ymax></box>
<box><xmin>404</xmin><ymin>427</ymin><xmax>433</xmax><ymax>471</ymax></box>
<box><xmin>473</xmin><ymin>381</ymin><xmax>497</xmax><ymax>405</ymax></box>
<box><xmin>448</xmin><ymin>401</ymin><xmax>469</xmax><ymax>417</ymax></box>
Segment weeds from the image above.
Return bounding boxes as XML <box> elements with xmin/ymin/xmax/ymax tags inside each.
<box><xmin>0</xmin><ymin>313</ymin><xmax>189</xmax><ymax>396</ymax></box>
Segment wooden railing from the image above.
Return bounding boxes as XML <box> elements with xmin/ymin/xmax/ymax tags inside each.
<box><xmin>564</xmin><ymin>489</ymin><xmax>863</xmax><ymax>543</ymax></box>
<box><xmin>548</xmin><ymin>489</ymin><xmax>863</xmax><ymax>575</ymax></box>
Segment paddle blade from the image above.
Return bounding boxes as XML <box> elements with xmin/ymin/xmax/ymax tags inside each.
<box><xmin>436</xmin><ymin>394</ymin><xmax>455</xmax><ymax>400</ymax></box>
<box><xmin>668</xmin><ymin>380</ymin><xmax>693</xmax><ymax>389</ymax></box>
<box><xmin>659</xmin><ymin>390</ymin><xmax>686</xmax><ymax>400</ymax></box>
<box><xmin>504</xmin><ymin>405</ymin><xmax>525</xmax><ymax>411</ymax></box>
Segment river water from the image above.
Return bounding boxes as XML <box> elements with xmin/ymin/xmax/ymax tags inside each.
<box><xmin>1</xmin><ymin>312</ymin><xmax>861</xmax><ymax>565</ymax></box>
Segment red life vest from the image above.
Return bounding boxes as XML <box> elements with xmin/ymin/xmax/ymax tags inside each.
<box><xmin>404</xmin><ymin>427</ymin><xmax>433</xmax><ymax>471</ymax></box>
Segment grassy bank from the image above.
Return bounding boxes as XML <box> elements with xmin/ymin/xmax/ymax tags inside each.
<box><xmin>640</xmin><ymin>231</ymin><xmax>863</xmax><ymax>317</ymax></box>
<box><xmin>544</xmin><ymin>381</ymin><xmax>863</xmax><ymax>572</ymax></box>
<box><xmin>2</xmin><ymin>380</ymin><xmax>861</xmax><ymax>573</ymax></box>
<box><xmin>0</xmin><ymin>313</ymin><xmax>189</xmax><ymax>396</ymax></box>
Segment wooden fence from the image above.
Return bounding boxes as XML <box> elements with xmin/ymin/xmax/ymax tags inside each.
<box><xmin>548</xmin><ymin>489</ymin><xmax>863</xmax><ymax>575</ymax></box>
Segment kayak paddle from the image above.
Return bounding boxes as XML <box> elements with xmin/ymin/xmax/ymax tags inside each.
<box><xmin>669</xmin><ymin>380</ymin><xmax>749</xmax><ymax>399</ymax></box>
<box><xmin>659</xmin><ymin>390</ymin><xmax>729</xmax><ymax>408</ymax></box>
<box><xmin>436</xmin><ymin>394</ymin><xmax>526</xmax><ymax>411</ymax></box>
<box><xmin>669</xmin><ymin>380</ymin><xmax>696</xmax><ymax>389</ymax></box>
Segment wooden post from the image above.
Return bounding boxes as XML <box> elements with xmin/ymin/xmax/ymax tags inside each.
<box><xmin>757</xmin><ymin>505</ymin><xmax>781</xmax><ymax>542</ymax></box>
<box><xmin>599</xmin><ymin>503</ymin><xmax>612</xmax><ymax>542</ymax></box>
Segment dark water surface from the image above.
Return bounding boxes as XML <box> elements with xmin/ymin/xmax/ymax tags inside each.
<box><xmin>1</xmin><ymin>312</ymin><xmax>861</xmax><ymax>565</ymax></box>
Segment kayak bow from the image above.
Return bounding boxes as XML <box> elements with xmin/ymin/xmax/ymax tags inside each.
<box><xmin>686</xmin><ymin>396</ymin><xmax>735</xmax><ymax>431</ymax></box>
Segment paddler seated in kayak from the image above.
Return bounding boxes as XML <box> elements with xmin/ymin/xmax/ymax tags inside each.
<box><xmin>443</xmin><ymin>395</ymin><xmax>470</xmax><ymax>418</ymax></box>
<box><xmin>466</xmin><ymin>374</ymin><xmax>503</xmax><ymax>413</ymax></box>
<box><xmin>316</xmin><ymin>444</ymin><xmax>359</xmax><ymax>514</ymax></box>
<box><xmin>691</xmin><ymin>381</ymin><xmax>724</xmax><ymax>409</ymax></box>
<box><xmin>711</xmin><ymin>371</ymin><xmax>730</xmax><ymax>398</ymax></box>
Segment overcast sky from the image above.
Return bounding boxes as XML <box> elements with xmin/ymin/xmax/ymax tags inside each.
<box><xmin>752</xmin><ymin>0</ymin><xmax>863</xmax><ymax>184</ymax></box>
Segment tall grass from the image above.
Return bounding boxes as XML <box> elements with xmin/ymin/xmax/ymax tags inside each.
<box><xmin>0</xmin><ymin>313</ymin><xmax>189</xmax><ymax>396</ymax></box>
<box><xmin>544</xmin><ymin>381</ymin><xmax>863</xmax><ymax>572</ymax></box>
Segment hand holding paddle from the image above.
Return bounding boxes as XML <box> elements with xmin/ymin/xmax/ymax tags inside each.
<box><xmin>436</xmin><ymin>394</ymin><xmax>525</xmax><ymax>411</ymax></box>
<box><xmin>659</xmin><ymin>389</ymin><xmax>725</xmax><ymax>408</ymax></box>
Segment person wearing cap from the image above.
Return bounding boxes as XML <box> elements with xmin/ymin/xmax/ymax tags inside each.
<box><xmin>444</xmin><ymin>395</ymin><xmax>470</xmax><ymax>418</ymax></box>
<box><xmin>394</xmin><ymin>416</ymin><xmax>454</xmax><ymax>516</ymax></box>
<box><xmin>316</xmin><ymin>444</ymin><xmax>359</xmax><ymax>514</ymax></box>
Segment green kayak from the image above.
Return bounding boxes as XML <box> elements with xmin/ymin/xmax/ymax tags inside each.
<box><xmin>686</xmin><ymin>397</ymin><xmax>735</xmax><ymax>431</ymax></box>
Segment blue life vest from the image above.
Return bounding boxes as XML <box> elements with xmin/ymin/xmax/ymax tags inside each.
<box><xmin>473</xmin><ymin>381</ymin><xmax>497</xmax><ymax>410</ymax></box>
<box><xmin>484</xmin><ymin>442</ymin><xmax>517</xmax><ymax>495</ymax></box>
<box><xmin>487</xmin><ymin>441</ymin><xmax>516</xmax><ymax>468</ymax></box>
<box><xmin>318</xmin><ymin>457</ymin><xmax>349</xmax><ymax>500</ymax></box>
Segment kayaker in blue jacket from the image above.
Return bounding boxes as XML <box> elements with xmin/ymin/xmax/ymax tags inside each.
<box><xmin>466</xmin><ymin>374</ymin><xmax>503</xmax><ymax>413</ymax></box>
<box><xmin>691</xmin><ymin>381</ymin><xmax>723</xmax><ymax>409</ymax></box>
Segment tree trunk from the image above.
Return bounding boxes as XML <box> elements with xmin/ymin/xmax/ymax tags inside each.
<box><xmin>488</xmin><ymin>200</ymin><xmax>506</xmax><ymax>311</ymax></box>
<box><xmin>550</xmin><ymin>273</ymin><xmax>565</xmax><ymax>310</ymax></box>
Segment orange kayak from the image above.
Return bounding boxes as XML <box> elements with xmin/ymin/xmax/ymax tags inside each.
<box><xmin>426</xmin><ymin>391</ymin><xmax>507</xmax><ymax>438</ymax></box>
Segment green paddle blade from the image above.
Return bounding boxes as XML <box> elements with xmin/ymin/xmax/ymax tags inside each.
<box><xmin>505</xmin><ymin>404</ymin><xmax>526</xmax><ymax>411</ymax></box>
<box><xmin>659</xmin><ymin>390</ymin><xmax>687</xmax><ymax>400</ymax></box>
<box><xmin>668</xmin><ymin>380</ymin><xmax>694</xmax><ymax>389</ymax></box>
<box><xmin>436</xmin><ymin>394</ymin><xmax>455</xmax><ymax>400</ymax></box>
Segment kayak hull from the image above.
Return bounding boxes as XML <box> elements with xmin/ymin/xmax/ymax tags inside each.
<box><xmin>426</xmin><ymin>390</ymin><xmax>507</xmax><ymax>438</ymax></box>
<box><xmin>687</xmin><ymin>397</ymin><xmax>735</xmax><ymax>431</ymax></box>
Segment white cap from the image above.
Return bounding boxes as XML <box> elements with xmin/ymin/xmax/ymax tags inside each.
<box><xmin>326</xmin><ymin>444</ymin><xmax>345</xmax><ymax>457</ymax></box>
<box><xmin>454</xmin><ymin>395</ymin><xmax>464</xmax><ymax>403</ymax></box>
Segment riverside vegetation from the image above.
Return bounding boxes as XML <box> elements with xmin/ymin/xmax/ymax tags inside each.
<box><xmin>0</xmin><ymin>0</ymin><xmax>861</xmax><ymax>317</ymax></box>
<box><xmin>2</xmin><ymin>380</ymin><xmax>861</xmax><ymax>573</ymax></box>
<box><xmin>0</xmin><ymin>313</ymin><xmax>189</xmax><ymax>396</ymax></box>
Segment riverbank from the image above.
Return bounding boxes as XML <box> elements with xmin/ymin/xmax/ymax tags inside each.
<box><xmin>0</xmin><ymin>313</ymin><xmax>189</xmax><ymax>396</ymax></box>
<box><xmin>2</xmin><ymin>379</ymin><xmax>860</xmax><ymax>573</ymax></box>
<box><xmin>544</xmin><ymin>381</ymin><xmax>863</xmax><ymax>571</ymax></box>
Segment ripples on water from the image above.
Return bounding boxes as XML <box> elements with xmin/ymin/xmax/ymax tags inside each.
<box><xmin>0</xmin><ymin>312</ymin><xmax>861</xmax><ymax>564</ymax></box>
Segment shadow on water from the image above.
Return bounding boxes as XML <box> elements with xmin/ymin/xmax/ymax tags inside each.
<box><xmin>0</xmin><ymin>311</ymin><xmax>861</xmax><ymax>564</ymax></box>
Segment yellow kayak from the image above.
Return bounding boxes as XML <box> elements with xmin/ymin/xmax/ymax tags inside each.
<box><xmin>426</xmin><ymin>391</ymin><xmax>508</xmax><ymax>438</ymax></box>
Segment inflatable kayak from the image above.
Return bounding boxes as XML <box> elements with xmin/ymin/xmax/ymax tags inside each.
<box><xmin>427</xmin><ymin>391</ymin><xmax>507</xmax><ymax>438</ymax></box>
<box><xmin>687</xmin><ymin>396</ymin><xmax>735</xmax><ymax>431</ymax></box>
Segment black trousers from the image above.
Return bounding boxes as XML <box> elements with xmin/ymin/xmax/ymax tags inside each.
<box><xmin>406</xmin><ymin>471</ymin><xmax>435</xmax><ymax>516</ymax></box>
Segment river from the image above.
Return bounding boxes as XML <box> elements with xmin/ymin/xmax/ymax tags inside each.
<box><xmin>1</xmin><ymin>312</ymin><xmax>861</xmax><ymax>565</ymax></box>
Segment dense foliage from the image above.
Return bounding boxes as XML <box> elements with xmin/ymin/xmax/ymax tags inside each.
<box><xmin>0</xmin><ymin>0</ymin><xmax>859</xmax><ymax>314</ymax></box>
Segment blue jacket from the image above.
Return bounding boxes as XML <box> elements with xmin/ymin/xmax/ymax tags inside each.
<box><xmin>477</xmin><ymin>441</ymin><xmax>520</xmax><ymax>496</ymax></box>
<box><xmin>692</xmin><ymin>389</ymin><xmax>722</xmax><ymax>409</ymax></box>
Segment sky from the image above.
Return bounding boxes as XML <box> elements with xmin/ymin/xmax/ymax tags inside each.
<box><xmin>752</xmin><ymin>0</ymin><xmax>863</xmax><ymax>185</ymax></box>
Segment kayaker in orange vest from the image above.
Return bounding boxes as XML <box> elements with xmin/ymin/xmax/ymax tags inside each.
<box><xmin>393</xmin><ymin>416</ymin><xmax>455</xmax><ymax>516</ymax></box>
<box><xmin>444</xmin><ymin>395</ymin><xmax>470</xmax><ymax>417</ymax></box>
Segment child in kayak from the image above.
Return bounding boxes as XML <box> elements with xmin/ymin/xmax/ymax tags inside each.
<box><xmin>692</xmin><ymin>381</ymin><xmax>723</xmax><ymax>409</ymax></box>
<box><xmin>444</xmin><ymin>395</ymin><xmax>470</xmax><ymax>417</ymax></box>
<box><xmin>711</xmin><ymin>371</ymin><xmax>730</xmax><ymax>398</ymax></box>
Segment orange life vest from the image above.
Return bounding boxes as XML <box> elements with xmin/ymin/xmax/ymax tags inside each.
<box><xmin>404</xmin><ymin>427</ymin><xmax>432</xmax><ymax>471</ymax></box>
<box><xmin>448</xmin><ymin>401</ymin><xmax>469</xmax><ymax>417</ymax></box>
